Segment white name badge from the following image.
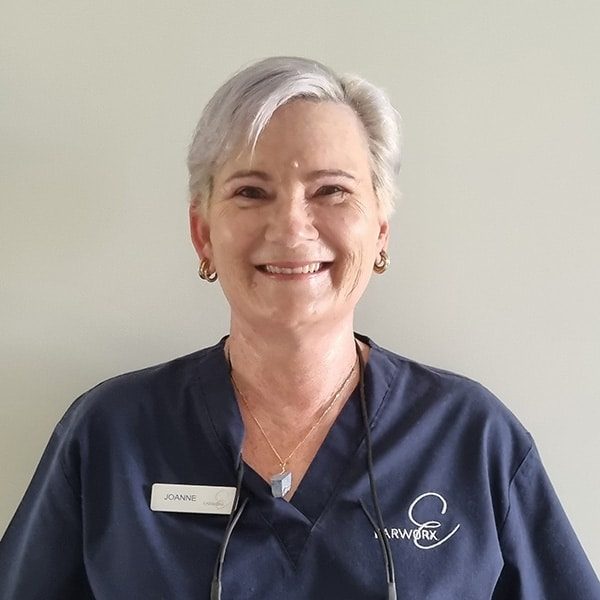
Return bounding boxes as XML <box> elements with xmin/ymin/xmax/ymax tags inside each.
<box><xmin>150</xmin><ymin>483</ymin><xmax>236</xmax><ymax>515</ymax></box>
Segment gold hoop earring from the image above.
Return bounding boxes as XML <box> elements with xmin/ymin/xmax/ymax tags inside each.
<box><xmin>198</xmin><ymin>257</ymin><xmax>218</xmax><ymax>282</ymax></box>
<box><xmin>373</xmin><ymin>249</ymin><xmax>390</xmax><ymax>274</ymax></box>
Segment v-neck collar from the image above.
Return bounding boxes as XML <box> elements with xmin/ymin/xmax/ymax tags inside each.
<box><xmin>196</xmin><ymin>333</ymin><xmax>398</xmax><ymax>565</ymax></box>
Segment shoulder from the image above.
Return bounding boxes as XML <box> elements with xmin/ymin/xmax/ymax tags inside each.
<box><xmin>56</xmin><ymin>338</ymin><xmax>226</xmax><ymax>437</ymax></box>
<box><xmin>365</xmin><ymin>335</ymin><xmax>533</xmax><ymax>469</ymax></box>
<box><xmin>368</xmin><ymin>335</ymin><xmax>518</xmax><ymax>416</ymax></box>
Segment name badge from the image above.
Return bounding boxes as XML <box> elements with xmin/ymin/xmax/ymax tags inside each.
<box><xmin>150</xmin><ymin>483</ymin><xmax>236</xmax><ymax>515</ymax></box>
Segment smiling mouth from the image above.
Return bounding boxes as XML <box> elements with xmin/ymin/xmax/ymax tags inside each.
<box><xmin>256</xmin><ymin>262</ymin><xmax>332</xmax><ymax>275</ymax></box>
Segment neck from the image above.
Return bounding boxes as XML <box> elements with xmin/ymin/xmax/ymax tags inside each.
<box><xmin>226</xmin><ymin>318</ymin><xmax>365</xmax><ymax>429</ymax></box>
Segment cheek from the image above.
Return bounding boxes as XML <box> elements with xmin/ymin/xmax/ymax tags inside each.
<box><xmin>210</xmin><ymin>218</ymin><xmax>255</xmax><ymax>268</ymax></box>
<box><xmin>344</xmin><ymin>246</ymin><xmax>365</xmax><ymax>299</ymax></box>
<box><xmin>333</xmin><ymin>214</ymin><xmax>378</xmax><ymax>262</ymax></box>
<box><xmin>332</xmin><ymin>223</ymin><xmax>379</xmax><ymax>297</ymax></box>
<box><xmin>331</xmin><ymin>238</ymin><xmax>367</xmax><ymax>295</ymax></box>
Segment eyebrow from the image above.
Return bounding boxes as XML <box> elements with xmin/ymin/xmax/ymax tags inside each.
<box><xmin>307</xmin><ymin>169</ymin><xmax>357</xmax><ymax>182</ymax></box>
<box><xmin>223</xmin><ymin>168</ymin><xmax>357</xmax><ymax>185</ymax></box>
<box><xmin>223</xmin><ymin>170</ymin><xmax>272</xmax><ymax>184</ymax></box>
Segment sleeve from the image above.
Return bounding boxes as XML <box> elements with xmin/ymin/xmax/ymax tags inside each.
<box><xmin>0</xmin><ymin>421</ymin><xmax>94</xmax><ymax>599</ymax></box>
<box><xmin>492</xmin><ymin>442</ymin><xmax>600</xmax><ymax>599</ymax></box>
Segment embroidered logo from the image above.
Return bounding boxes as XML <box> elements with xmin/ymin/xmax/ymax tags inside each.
<box><xmin>374</xmin><ymin>491</ymin><xmax>461</xmax><ymax>549</ymax></box>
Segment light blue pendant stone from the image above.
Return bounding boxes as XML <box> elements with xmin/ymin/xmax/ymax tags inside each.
<box><xmin>271</xmin><ymin>471</ymin><xmax>292</xmax><ymax>498</ymax></box>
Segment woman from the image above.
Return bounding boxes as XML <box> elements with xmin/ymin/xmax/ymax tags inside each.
<box><xmin>0</xmin><ymin>56</ymin><xmax>598</xmax><ymax>599</ymax></box>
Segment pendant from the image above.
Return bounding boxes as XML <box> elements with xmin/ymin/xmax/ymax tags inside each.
<box><xmin>270</xmin><ymin>471</ymin><xmax>292</xmax><ymax>498</ymax></box>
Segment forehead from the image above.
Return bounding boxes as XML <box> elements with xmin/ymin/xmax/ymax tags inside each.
<box><xmin>221</xmin><ymin>100</ymin><xmax>372</xmax><ymax>177</ymax></box>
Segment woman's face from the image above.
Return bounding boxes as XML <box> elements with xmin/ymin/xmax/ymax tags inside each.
<box><xmin>190</xmin><ymin>100</ymin><xmax>389</xmax><ymax>334</ymax></box>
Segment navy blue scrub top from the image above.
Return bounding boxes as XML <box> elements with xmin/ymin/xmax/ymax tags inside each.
<box><xmin>1</xmin><ymin>334</ymin><xmax>599</xmax><ymax>599</ymax></box>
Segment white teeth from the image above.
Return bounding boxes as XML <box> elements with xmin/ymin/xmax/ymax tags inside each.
<box><xmin>264</xmin><ymin>262</ymin><xmax>322</xmax><ymax>274</ymax></box>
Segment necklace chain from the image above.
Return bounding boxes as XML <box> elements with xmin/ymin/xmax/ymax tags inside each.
<box><xmin>228</xmin><ymin>351</ymin><xmax>358</xmax><ymax>472</ymax></box>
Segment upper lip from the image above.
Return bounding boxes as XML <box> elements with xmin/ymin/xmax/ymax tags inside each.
<box><xmin>256</xmin><ymin>261</ymin><xmax>332</xmax><ymax>268</ymax></box>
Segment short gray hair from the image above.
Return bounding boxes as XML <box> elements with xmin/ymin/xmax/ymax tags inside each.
<box><xmin>187</xmin><ymin>56</ymin><xmax>402</xmax><ymax>217</ymax></box>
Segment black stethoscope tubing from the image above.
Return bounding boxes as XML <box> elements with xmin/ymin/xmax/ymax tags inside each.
<box><xmin>212</xmin><ymin>339</ymin><xmax>397</xmax><ymax>599</ymax></box>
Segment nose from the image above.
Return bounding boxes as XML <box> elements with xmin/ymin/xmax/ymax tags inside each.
<box><xmin>264</xmin><ymin>193</ymin><xmax>319</xmax><ymax>246</ymax></box>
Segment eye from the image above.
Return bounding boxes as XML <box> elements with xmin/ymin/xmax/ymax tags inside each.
<box><xmin>317</xmin><ymin>185</ymin><xmax>347</xmax><ymax>196</ymax></box>
<box><xmin>315</xmin><ymin>185</ymin><xmax>349</xmax><ymax>203</ymax></box>
<box><xmin>235</xmin><ymin>186</ymin><xmax>266</xmax><ymax>200</ymax></box>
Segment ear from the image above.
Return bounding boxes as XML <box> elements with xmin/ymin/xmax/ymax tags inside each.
<box><xmin>189</xmin><ymin>204</ymin><xmax>213</xmax><ymax>262</ymax></box>
<box><xmin>376</xmin><ymin>216</ymin><xmax>390</xmax><ymax>254</ymax></box>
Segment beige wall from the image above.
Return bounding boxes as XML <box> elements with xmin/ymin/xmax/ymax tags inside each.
<box><xmin>2</xmin><ymin>0</ymin><xmax>598</xmax><ymax>572</ymax></box>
